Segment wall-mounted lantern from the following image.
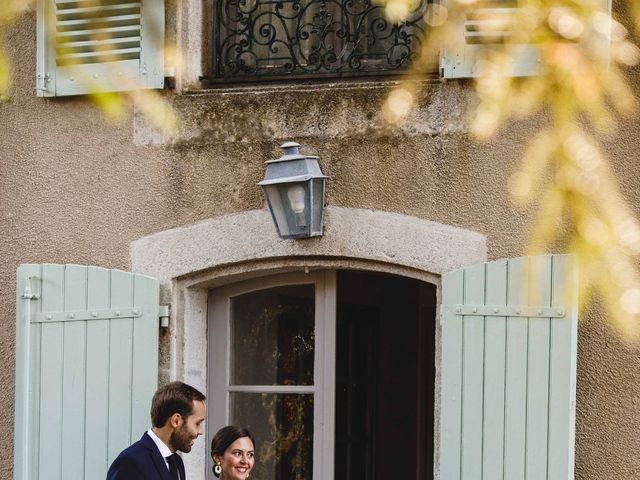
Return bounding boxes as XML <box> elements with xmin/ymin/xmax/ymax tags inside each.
<box><xmin>259</xmin><ymin>141</ymin><xmax>327</xmax><ymax>239</ymax></box>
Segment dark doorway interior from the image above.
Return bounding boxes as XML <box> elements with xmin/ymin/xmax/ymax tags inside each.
<box><xmin>335</xmin><ymin>271</ymin><xmax>436</xmax><ymax>480</ymax></box>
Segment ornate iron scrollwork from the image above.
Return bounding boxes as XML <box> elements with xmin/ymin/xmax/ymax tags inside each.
<box><xmin>213</xmin><ymin>0</ymin><xmax>428</xmax><ymax>78</ymax></box>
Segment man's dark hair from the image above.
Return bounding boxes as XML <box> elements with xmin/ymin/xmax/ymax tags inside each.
<box><xmin>150</xmin><ymin>381</ymin><xmax>206</xmax><ymax>428</ymax></box>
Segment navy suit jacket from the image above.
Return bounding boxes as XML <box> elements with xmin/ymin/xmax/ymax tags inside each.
<box><xmin>106</xmin><ymin>432</ymin><xmax>186</xmax><ymax>480</ymax></box>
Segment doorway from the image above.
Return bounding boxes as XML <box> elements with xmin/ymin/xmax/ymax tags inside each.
<box><xmin>207</xmin><ymin>269</ymin><xmax>436</xmax><ymax>480</ymax></box>
<box><xmin>335</xmin><ymin>271</ymin><xmax>436</xmax><ymax>480</ymax></box>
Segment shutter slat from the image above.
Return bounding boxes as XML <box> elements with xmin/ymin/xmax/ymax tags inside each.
<box><xmin>56</xmin><ymin>0</ymin><xmax>138</xmax><ymax>5</ymax></box>
<box><xmin>57</xmin><ymin>48</ymin><xmax>141</xmax><ymax>66</ymax></box>
<box><xmin>440</xmin><ymin>267</ymin><xmax>464</xmax><ymax>480</ymax></box>
<box><xmin>38</xmin><ymin>265</ymin><xmax>65</xmax><ymax>480</ymax></box>
<box><xmin>84</xmin><ymin>267</ymin><xmax>111</xmax><ymax>478</ymax></box>
<box><xmin>461</xmin><ymin>262</ymin><xmax>485</xmax><ymax>479</ymax></box>
<box><xmin>482</xmin><ymin>259</ymin><xmax>507</xmax><ymax>480</ymax></box>
<box><xmin>548</xmin><ymin>255</ymin><xmax>578</xmax><ymax>479</ymax></box>
<box><xmin>14</xmin><ymin>264</ymin><xmax>42</xmax><ymax>480</ymax></box>
<box><xmin>58</xmin><ymin>47</ymin><xmax>140</xmax><ymax>57</ymax></box>
<box><xmin>57</xmin><ymin>3</ymin><xmax>141</xmax><ymax>20</ymax></box>
<box><xmin>107</xmin><ymin>269</ymin><xmax>135</xmax><ymax>460</ymax></box>
<box><xmin>56</xmin><ymin>14</ymin><xmax>142</xmax><ymax>31</ymax></box>
<box><xmin>61</xmin><ymin>265</ymin><xmax>88</xmax><ymax>479</ymax></box>
<box><xmin>504</xmin><ymin>257</ymin><xmax>528</xmax><ymax>479</ymax></box>
<box><xmin>131</xmin><ymin>274</ymin><xmax>160</xmax><ymax>437</ymax></box>
<box><xmin>525</xmin><ymin>256</ymin><xmax>552</xmax><ymax>479</ymax></box>
<box><xmin>57</xmin><ymin>25</ymin><xmax>142</xmax><ymax>39</ymax></box>
<box><xmin>57</xmin><ymin>36</ymin><xmax>141</xmax><ymax>49</ymax></box>
<box><xmin>14</xmin><ymin>264</ymin><xmax>160</xmax><ymax>479</ymax></box>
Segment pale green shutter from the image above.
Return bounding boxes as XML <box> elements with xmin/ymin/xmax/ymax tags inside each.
<box><xmin>440</xmin><ymin>1</ymin><xmax>611</xmax><ymax>79</ymax></box>
<box><xmin>440</xmin><ymin>254</ymin><xmax>578</xmax><ymax>479</ymax></box>
<box><xmin>36</xmin><ymin>0</ymin><xmax>165</xmax><ymax>97</ymax></box>
<box><xmin>14</xmin><ymin>264</ymin><xmax>160</xmax><ymax>480</ymax></box>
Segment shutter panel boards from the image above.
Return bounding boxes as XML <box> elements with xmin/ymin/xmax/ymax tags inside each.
<box><xmin>36</xmin><ymin>0</ymin><xmax>164</xmax><ymax>97</ymax></box>
<box><xmin>14</xmin><ymin>264</ymin><xmax>160</xmax><ymax>480</ymax></box>
<box><xmin>440</xmin><ymin>254</ymin><xmax>578</xmax><ymax>480</ymax></box>
<box><xmin>440</xmin><ymin>1</ymin><xmax>541</xmax><ymax>79</ymax></box>
<box><xmin>440</xmin><ymin>0</ymin><xmax>612</xmax><ymax>79</ymax></box>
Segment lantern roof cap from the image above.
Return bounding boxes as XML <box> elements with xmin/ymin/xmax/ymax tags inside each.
<box><xmin>258</xmin><ymin>173</ymin><xmax>326</xmax><ymax>186</ymax></box>
<box><xmin>265</xmin><ymin>141</ymin><xmax>318</xmax><ymax>164</ymax></box>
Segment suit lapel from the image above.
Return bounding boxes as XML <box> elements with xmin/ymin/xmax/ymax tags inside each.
<box><xmin>140</xmin><ymin>432</ymin><xmax>174</xmax><ymax>480</ymax></box>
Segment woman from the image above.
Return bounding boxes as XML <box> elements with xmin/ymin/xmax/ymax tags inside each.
<box><xmin>211</xmin><ymin>426</ymin><xmax>255</xmax><ymax>480</ymax></box>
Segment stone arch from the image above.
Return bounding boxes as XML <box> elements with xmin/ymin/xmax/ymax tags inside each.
<box><xmin>129</xmin><ymin>206</ymin><xmax>486</xmax><ymax>479</ymax></box>
<box><xmin>131</xmin><ymin>206</ymin><xmax>486</xmax><ymax>284</ymax></box>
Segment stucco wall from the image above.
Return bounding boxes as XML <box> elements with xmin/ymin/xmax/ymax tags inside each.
<box><xmin>2</xmin><ymin>6</ymin><xmax>640</xmax><ymax>480</ymax></box>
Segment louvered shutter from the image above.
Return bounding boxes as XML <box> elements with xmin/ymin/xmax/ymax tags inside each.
<box><xmin>440</xmin><ymin>0</ymin><xmax>610</xmax><ymax>79</ymax></box>
<box><xmin>440</xmin><ymin>254</ymin><xmax>578</xmax><ymax>479</ymax></box>
<box><xmin>36</xmin><ymin>0</ymin><xmax>164</xmax><ymax>97</ymax></box>
<box><xmin>14</xmin><ymin>264</ymin><xmax>160</xmax><ymax>480</ymax></box>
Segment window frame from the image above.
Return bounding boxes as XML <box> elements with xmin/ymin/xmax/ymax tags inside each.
<box><xmin>207</xmin><ymin>270</ymin><xmax>337</xmax><ymax>479</ymax></box>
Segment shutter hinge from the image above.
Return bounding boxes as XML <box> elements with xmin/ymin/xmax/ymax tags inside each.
<box><xmin>32</xmin><ymin>307</ymin><xmax>143</xmax><ymax>323</ymax></box>
<box><xmin>36</xmin><ymin>73</ymin><xmax>50</xmax><ymax>92</ymax></box>
<box><xmin>21</xmin><ymin>276</ymin><xmax>40</xmax><ymax>300</ymax></box>
<box><xmin>159</xmin><ymin>305</ymin><xmax>170</xmax><ymax>328</ymax></box>
<box><xmin>453</xmin><ymin>305</ymin><xmax>565</xmax><ymax>318</ymax></box>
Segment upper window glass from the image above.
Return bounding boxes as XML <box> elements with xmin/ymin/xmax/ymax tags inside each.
<box><xmin>230</xmin><ymin>284</ymin><xmax>315</xmax><ymax>385</ymax></box>
<box><xmin>209</xmin><ymin>0</ymin><xmax>428</xmax><ymax>80</ymax></box>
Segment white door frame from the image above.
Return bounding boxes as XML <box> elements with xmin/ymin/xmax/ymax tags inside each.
<box><xmin>207</xmin><ymin>270</ymin><xmax>336</xmax><ymax>479</ymax></box>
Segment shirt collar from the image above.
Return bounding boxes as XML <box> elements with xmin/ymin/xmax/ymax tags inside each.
<box><xmin>147</xmin><ymin>427</ymin><xmax>173</xmax><ymax>458</ymax></box>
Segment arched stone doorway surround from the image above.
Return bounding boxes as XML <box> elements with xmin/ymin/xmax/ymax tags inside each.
<box><xmin>130</xmin><ymin>206</ymin><xmax>486</xmax><ymax>479</ymax></box>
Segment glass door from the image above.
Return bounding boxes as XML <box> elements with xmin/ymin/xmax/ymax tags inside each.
<box><xmin>208</xmin><ymin>271</ymin><xmax>336</xmax><ymax>480</ymax></box>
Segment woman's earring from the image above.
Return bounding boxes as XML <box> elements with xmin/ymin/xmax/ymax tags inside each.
<box><xmin>214</xmin><ymin>462</ymin><xmax>222</xmax><ymax>476</ymax></box>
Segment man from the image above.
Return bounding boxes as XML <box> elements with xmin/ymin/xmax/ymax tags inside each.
<box><xmin>107</xmin><ymin>381</ymin><xmax>206</xmax><ymax>480</ymax></box>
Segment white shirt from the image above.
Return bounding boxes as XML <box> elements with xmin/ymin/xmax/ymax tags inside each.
<box><xmin>147</xmin><ymin>428</ymin><xmax>173</xmax><ymax>472</ymax></box>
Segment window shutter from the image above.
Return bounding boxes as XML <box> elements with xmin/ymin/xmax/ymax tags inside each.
<box><xmin>440</xmin><ymin>254</ymin><xmax>578</xmax><ymax>479</ymax></box>
<box><xmin>14</xmin><ymin>264</ymin><xmax>160</xmax><ymax>480</ymax></box>
<box><xmin>440</xmin><ymin>1</ymin><xmax>611</xmax><ymax>79</ymax></box>
<box><xmin>36</xmin><ymin>0</ymin><xmax>165</xmax><ymax>97</ymax></box>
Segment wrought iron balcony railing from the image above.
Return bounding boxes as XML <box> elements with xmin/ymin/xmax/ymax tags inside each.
<box><xmin>205</xmin><ymin>0</ymin><xmax>429</xmax><ymax>81</ymax></box>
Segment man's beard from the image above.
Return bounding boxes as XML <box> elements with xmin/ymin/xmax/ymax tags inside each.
<box><xmin>171</xmin><ymin>425</ymin><xmax>193</xmax><ymax>453</ymax></box>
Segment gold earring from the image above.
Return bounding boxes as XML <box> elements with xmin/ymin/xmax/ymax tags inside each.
<box><xmin>214</xmin><ymin>462</ymin><xmax>222</xmax><ymax>476</ymax></box>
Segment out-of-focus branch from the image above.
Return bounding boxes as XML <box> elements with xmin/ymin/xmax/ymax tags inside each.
<box><xmin>382</xmin><ymin>0</ymin><xmax>640</xmax><ymax>337</ymax></box>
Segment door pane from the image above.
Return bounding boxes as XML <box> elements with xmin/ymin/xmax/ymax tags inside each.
<box><xmin>230</xmin><ymin>392</ymin><xmax>314</xmax><ymax>480</ymax></box>
<box><xmin>230</xmin><ymin>284</ymin><xmax>315</xmax><ymax>385</ymax></box>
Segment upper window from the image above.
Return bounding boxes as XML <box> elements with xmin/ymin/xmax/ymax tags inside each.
<box><xmin>205</xmin><ymin>0</ymin><xmax>429</xmax><ymax>81</ymax></box>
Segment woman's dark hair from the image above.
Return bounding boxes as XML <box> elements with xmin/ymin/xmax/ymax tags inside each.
<box><xmin>211</xmin><ymin>426</ymin><xmax>255</xmax><ymax>477</ymax></box>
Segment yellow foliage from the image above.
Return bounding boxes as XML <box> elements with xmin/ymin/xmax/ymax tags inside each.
<box><xmin>382</xmin><ymin>0</ymin><xmax>640</xmax><ymax>338</ymax></box>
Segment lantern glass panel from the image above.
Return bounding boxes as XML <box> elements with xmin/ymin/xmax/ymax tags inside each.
<box><xmin>263</xmin><ymin>184</ymin><xmax>291</xmax><ymax>237</ymax></box>
<box><xmin>264</xmin><ymin>181</ymin><xmax>312</xmax><ymax>238</ymax></box>
<box><xmin>310</xmin><ymin>178</ymin><xmax>325</xmax><ymax>236</ymax></box>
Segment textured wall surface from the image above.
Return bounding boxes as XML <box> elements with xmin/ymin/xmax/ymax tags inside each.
<box><xmin>2</xmin><ymin>6</ymin><xmax>640</xmax><ymax>480</ymax></box>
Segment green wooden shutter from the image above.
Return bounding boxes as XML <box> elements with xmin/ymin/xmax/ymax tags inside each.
<box><xmin>440</xmin><ymin>0</ymin><xmax>611</xmax><ymax>79</ymax></box>
<box><xmin>14</xmin><ymin>264</ymin><xmax>160</xmax><ymax>480</ymax></box>
<box><xmin>36</xmin><ymin>0</ymin><xmax>165</xmax><ymax>97</ymax></box>
<box><xmin>440</xmin><ymin>254</ymin><xmax>578</xmax><ymax>479</ymax></box>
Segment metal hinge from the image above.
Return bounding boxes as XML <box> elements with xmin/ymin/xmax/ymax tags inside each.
<box><xmin>159</xmin><ymin>305</ymin><xmax>170</xmax><ymax>328</ymax></box>
<box><xmin>36</xmin><ymin>73</ymin><xmax>50</xmax><ymax>92</ymax></box>
<box><xmin>21</xmin><ymin>276</ymin><xmax>40</xmax><ymax>300</ymax></box>
<box><xmin>452</xmin><ymin>305</ymin><xmax>565</xmax><ymax>318</ymax></box>
<box><xmin>32</xmin><ymin>308</ymin><xmax>143</xmax><ymax>323</ymax></box>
